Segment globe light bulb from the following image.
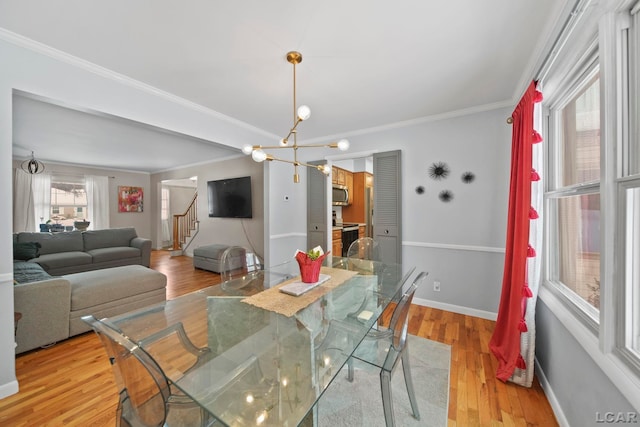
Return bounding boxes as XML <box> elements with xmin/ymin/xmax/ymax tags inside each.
<box><xmin>297</xmin><ymin>105</ymin><xmax>311</xmax><ymax>121</ymax></box>
<box><xmin>242</xmin><ymin>145</ymin><xmax>254</xmax><ymax>155</ymax></box>
<box><xmin>320</xmin><ymin>164</ymin><xmax>331</xmax><ymax>175</ymax></box>
<box><xmin>279</xmin><ymin>138</ymin><xmax>288</xmax><ymax>147</ymax></box>
<box><xmin>252</xmin><ymin>149</ymin><xmax>267</xmax><ymax>162</ymax></box>
<box><xmin>337</xmin><ymin>139</ymin><xmax>350</xmax><ymax>151</ymax></box>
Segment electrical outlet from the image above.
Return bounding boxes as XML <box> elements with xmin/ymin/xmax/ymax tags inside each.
<box><xmin>433</xmin><ymin>280</ymin><xmax>441</xmax><ymax>292</ymax></box>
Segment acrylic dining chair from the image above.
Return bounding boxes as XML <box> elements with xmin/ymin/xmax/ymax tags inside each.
<box><xmin>345</xmin><ymin>237</ymin><xmax>381</xmax><ymax>274</ymax></box>
<box><xmin>219</xmin><ymin>246</ymin><xmax>262</xmax><ymax>283</ymax></box>
<box><xmin>347</xmin><ymin>271</ymin><xmax>429</xmax><ymax>427</ymax></box>
<box><xmin>83</xmin><ymin>315</ymin><xmax>215</xmax><ymax>427</ymax></box>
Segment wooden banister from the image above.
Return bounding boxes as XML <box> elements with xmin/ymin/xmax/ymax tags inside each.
<box><xmin>172</xmin><ymin>192</ymin><xmax>198</xmax><ymax>251</ymax></box>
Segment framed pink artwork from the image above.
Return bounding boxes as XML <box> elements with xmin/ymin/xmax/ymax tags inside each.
<box><xmin>118</xmin><ymin>186</ymin><xmax>144</xmax><ymax>212</ymax></box>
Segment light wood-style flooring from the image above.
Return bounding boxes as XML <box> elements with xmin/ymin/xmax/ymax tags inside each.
<box><xmin>0</xmin><ymin>251</ymin><xmax>558</xmax><ymax>426</ymax></box>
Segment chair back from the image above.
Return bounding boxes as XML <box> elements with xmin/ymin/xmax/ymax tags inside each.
<box><xmin>346</xmin><ymin>237</ymin><xmax>380</xmax><ymax>260</ymax></box>
<box><xmin>388</xmin><ymin>272</ymin><xmax>428</xmax><ymax>351</ymax></box>
<box><xmin>84</xmin><ymin>315</ymin><xmax>170</xmax><ymax>427</ymax></box>
<box><xmin>219</xmin><ymin>246</ymin><xmax>262</xmax><ymax>283</ymax></box>
<box><xmin>346</xmin><ymin>237</ymin><xmax>381</xmax><ymax>274</ymax></box>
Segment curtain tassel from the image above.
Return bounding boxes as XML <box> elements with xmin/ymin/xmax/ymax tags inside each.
<box><xmin>527</xmin><ymin>244</ymin><xmax>536</xmax><ymax>257</ymax></box>
<box><xmin>533</xmin><ymin>90</ymin><xmax>543</xmax><ymax>103</ymax></box>
<box><xmin>518</xmin><ymin>318</ymin><xmax>528</xmax><ymax>332</ymax></box>
<box><xmin>523</xmin><ymin>285</ymin><xmax>533</xmax><ymax>298</ymax></box>
<box><xmin>532</xmin><ymin>130</ymin><xmax>543</xmax><ymax>143</ymax></box>
<box><xmin>529</xmin><ymin>206</ymin><xmax>539</xmax><ymax>219</ymax></box>
<box><xmin>516</xmin><ymin>355</ymin><xmax>527</xmax><ymax>369</ymax></box>
<box><xmin>531</xmin><ymin>168</ymin><xmax>540</xmax><ymax>181</ymax></box>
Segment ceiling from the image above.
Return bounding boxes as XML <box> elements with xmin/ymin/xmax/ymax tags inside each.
<box><xmin>1</xmin><ymin>1</ymin><xmax>569</xmax><ymax>173</ymax></box>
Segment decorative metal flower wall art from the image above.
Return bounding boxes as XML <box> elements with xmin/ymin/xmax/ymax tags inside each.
<box><xmin>428</xmin><ymin>162</ymin><xmax>450</xmax><ymax>180</ymax></box>
<box><xmin>415</xmin><ymin>186</ymin><xmax>425</xmax><ymax>195</ymax></box>
<box><xmin>438</xmin><ymin>190</ymin><xmax>454</xmax><ymax>202</ymax></box>
<box><xmin>461</xmin><ymin>171</ymin><xmax>476</xmax><ymax>183</ymax></box>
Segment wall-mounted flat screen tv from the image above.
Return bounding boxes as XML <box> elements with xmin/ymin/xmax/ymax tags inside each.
<box><xmin>207</xmin><ymin>176</ymin><xmax>252</xmax><ymax>218</ymax></box>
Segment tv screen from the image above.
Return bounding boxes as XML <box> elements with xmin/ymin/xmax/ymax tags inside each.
<box><xmin>207</xmin><ymin>176</ymin><xmax>253</xmax><ymax>218</ymax></box>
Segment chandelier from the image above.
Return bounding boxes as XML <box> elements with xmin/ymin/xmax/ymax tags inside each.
<box><xmin>242</xmin><ymin>51</ymin><xmax>349</xmax><ymax>183</ymax></box>
<box><xmin>21</xmin><ymin>151</ymin><xmax>46</xmax><ymax>174</ymax></box>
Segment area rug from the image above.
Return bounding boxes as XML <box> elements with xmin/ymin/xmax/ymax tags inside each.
<box><xmin>315</xmin><ymin>335</ymin><xmax>450</xmax><ymax>427</ymax></box>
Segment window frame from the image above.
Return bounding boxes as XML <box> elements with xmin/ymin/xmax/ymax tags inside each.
<box><xmin>544</xmin><ymin>46</ymin><xmax>602</xmax><ymax>333</ymax></box>
<box><xmin>49</xmin><ymin>174</ymin><xmax>89</xmax><ymax>225</ymax></box>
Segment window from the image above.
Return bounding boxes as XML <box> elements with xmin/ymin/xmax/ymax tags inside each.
<box><xmin>547</xmin><ymin>68</ymin><xmax>601</xmax><ymax>322</ymax></box>
<box><xmin>542</xmin><ymin>0</ymin><xmax>640</xmax><ymax>407</ymax></box>
<box><xmin>50</xmin><ymin>175</ymin><xmax>89</xmax><ymax>228</ymax></box>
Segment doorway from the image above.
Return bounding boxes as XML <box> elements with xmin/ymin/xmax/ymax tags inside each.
<box><xmin>160</xmin><ymin>177</ymin><xmax>197</xmax><ymax>249</ymax></box>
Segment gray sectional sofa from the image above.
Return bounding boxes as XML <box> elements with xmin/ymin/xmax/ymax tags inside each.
<box><xmin>13</xmin><ymin>227</ymin><xmax>151</xmax><ymax>275</ymax></box>
<box><xmin>13</xmin><ymin>264</ymin><xmax>167</xmax><ymax>354</ymax></box>
<box><xmin>12</xmin><ymin>228</ymin><xmax>165</xmax><ymax>354</ymax></box>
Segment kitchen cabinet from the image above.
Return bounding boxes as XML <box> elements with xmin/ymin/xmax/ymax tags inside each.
<box><xmin>345</xmin><ymin>170</ymin><xmax>353</xmax><ymax>202</ymax></box>
<box><xmin>332</xmin><ymin>166</ymin><xmax>347</xmax><ymax>186</ymax></box>
<box><xmin>332</xmin><ymin>229</ymin><xmax>342</xmax><ymax>257</ymax></box>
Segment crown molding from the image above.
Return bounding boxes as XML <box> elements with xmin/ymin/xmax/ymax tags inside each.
<box><xmin>0</xmin><ymin>28</ymin><xmax>277</xmax><ymax>142</ymax></box>
<box><xmin>301</xmin><ymin>99</ymin><xmax>514</xmax><ymax>145</ymax></box>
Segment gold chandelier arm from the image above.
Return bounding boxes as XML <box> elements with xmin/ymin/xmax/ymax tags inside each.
<box><xmin>265</xmin><ymin>154</ymin><xmax>327</xmax><ymax>171</ymax></box>
<box><xmin>288</xmin><ymin>142</ymin><xmax>341</xmax><ymax>148</ymax></box>
<box><xmin>254</xmin><ymin>141</ymin><xmax>341</xmax><ymax>151</ymax></box>
<box><xmin>282</xmin><ymin>118</ymin><xmax>303</xmax><ymax>144</ymax></box>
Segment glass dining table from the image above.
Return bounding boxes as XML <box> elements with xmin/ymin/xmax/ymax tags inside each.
<box><xmin>106</xmin><ymin>257</ymin><xmax>411</xmax><ymax>427</ymax></box>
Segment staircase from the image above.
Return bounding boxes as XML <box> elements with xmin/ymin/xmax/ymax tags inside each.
<box><xmin>171</xmin><ymin>192</ymin><xmax>199</xmax><ymax>255</ymax></box>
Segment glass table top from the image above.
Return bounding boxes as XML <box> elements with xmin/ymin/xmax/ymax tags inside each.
<box><xmin>107</xmin><ymin>257</ymin><xmax>409</xmax><ymax>427</ymax></box>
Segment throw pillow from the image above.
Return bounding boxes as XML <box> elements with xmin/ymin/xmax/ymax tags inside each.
<box><xmin>13</xmin><ymin>261</ymin><xmax>52</xmax><ymax>284</ymax></box>
<box><xmin>13</xmin><ymin>242</ymin><xmax>41</xmax><ymax>260</ymax></box>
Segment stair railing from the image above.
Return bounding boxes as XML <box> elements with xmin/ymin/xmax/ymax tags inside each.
<box><xmin>172</xmin><ymin>192</ymin><xmax>198</xmax><ymax>251</ymax></box>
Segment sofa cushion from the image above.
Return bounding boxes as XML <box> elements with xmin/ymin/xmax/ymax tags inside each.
<box><xmin>87</xmin><ymin>247</ymin><xmax>141</xmax><ymax>264</ymax></box>
<box><xmin>13</xmin><ymin>242</ymin><xmax>41</xmax><ymax>260</ymax></box>
<box><xmin>34</xmin><ymin>251</ymin><xmax>93</xmax><ymax>271</ymax></box>
<box><xmin>13</xmin><ymin>261</ymin><xmax>52</xmax><ymax>284</ymax></box>
<box><xmin>66</xmin><ymin>265</ymin><xmax>166</xmax><ymax>311</ymax></box>
<box><xmin>17</xmin><ymin>231</ymin><xmax>84</xmax><ymax>255</ymax></box>
<box><xmin>83</xmin><ymin>227</ymin><xmax>137</xmax><ymax>251</ymax></box>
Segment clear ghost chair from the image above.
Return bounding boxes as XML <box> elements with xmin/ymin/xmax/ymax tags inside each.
<box><xmin>346</xmin><ymin>237</ymin><xmax>381</xmax><ymax>274</ymax></box>
<box><xmin>82</xmin><ymin>315</ymin><xmax>215</xmax><ymax>427</ymax></box>
<box><xmin>347</xmin><ymin>271</ymin><xmax>429</xmax><ymax>427</ymax></box>
<box><xmin>219</xmin><ymin>246</ymin><xmax>263</xmax><ymax>289</ymax></box>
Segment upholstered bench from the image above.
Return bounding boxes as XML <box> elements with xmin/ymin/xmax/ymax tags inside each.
<box><xmin>193</xmin><ymin>244</ymin><xmax>230</xmax><ymax>273</ymax></box>
<box><xmin>193</xmin><ymin>245</ymin><xmax>242</xmax><ymax>273</ymax></box>
<box><xmin>67</xmin><ymin>265</ymin><xmax>167</xmax><ymax>336</ymax></box>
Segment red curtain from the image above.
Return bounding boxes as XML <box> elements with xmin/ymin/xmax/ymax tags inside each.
<box><xmin>490</xmin><ymin>81</ymin><xmax>542</xmax><ymax>381</ymax></box>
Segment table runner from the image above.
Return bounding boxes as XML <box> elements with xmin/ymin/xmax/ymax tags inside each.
<box><xmin>241</xmin><ymin>267</ymin><xmax>358</xmax><ymax>317</ymax></box>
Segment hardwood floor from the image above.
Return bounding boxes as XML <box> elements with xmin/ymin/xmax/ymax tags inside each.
<box><xmin>0</xmin><ymin>251</ymin><xmax>558</xmax><ymax>426</ymax></box>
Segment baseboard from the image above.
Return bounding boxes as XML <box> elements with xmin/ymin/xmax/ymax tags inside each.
<box><xmin>0</xmin><ymin>379</ymin><xmax>19</xmax><ymax>400</ymax></box>
<box><xmin>413</xmin><ymin>297</ymin><xmax>497</xmax><ymax>321</ymax></box>
<box><xmin>534</xmin><ymin>358</ymin><xmax>570</xmax><ymax>427</ymax></box>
